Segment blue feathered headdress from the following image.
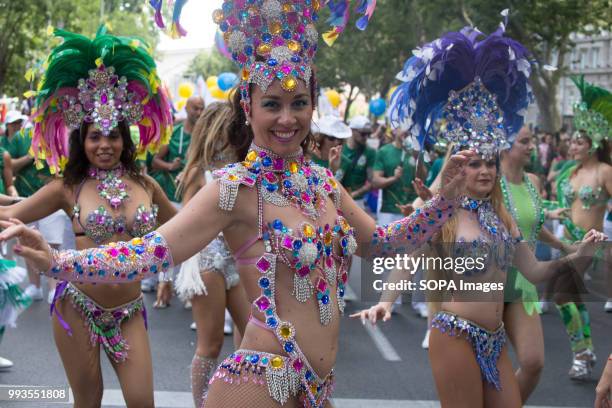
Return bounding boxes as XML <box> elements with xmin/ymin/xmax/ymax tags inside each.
<box><xmin>389</xmin><ymin>11</ymin><xmax>534</xmax><ymax>159</ymax></box>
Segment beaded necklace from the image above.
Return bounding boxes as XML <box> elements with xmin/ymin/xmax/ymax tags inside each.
<box><xmin>245</xmin><ymin>144</ymin><xmax>340</xmax><ymax>220</ymax></box>
<box><xmin>460</xmin><ymin>196</ymin><xmax>511</xmax><ymax>243</ymax></box>
<box><xmin>500</xmin><ymin>174</ymin><xmax>544</xmax><ymax>248</ymax></box>
<box><xmin>88</xmin><ymin>165</ymin><xmax>129</xmax><ymax>209</ymax></box>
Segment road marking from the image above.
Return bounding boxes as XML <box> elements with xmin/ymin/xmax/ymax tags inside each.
<box><xmin>87</xmin><ymin>391</ymin><xmax>588</xmax><ymax>408</ymax></box>
<box><xmin>362</xmin><ymin>321</ymin><xmax>402</xmax><ymax>361</ymax></box>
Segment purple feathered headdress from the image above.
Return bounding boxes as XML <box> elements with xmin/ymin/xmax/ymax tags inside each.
<box><xmin>389</xmin><ymin>10</ymin><xmax>534</xmax><ymax>159</ymax></box>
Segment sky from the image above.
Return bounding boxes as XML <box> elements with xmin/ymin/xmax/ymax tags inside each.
<box><xmin>157</xmin><ymin>0</ymin><xmax>224</xmax><ymax>51</ymax></box>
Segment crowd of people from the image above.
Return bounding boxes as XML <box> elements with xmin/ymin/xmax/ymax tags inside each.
<box><xmin>0</xmin><ymin>1</ymin><xmax>610</xmax><ymax>407</ymax></box>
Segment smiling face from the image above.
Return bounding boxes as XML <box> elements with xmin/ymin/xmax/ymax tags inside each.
<box><xmin>569</xmin><ymin>133</ymin><xmax>592</xmax><ymax>162</ymax></box>
<box><xmin>464</xmin><ymin>155</ymin><xmax>498</xmax><ymax>198</ymax></box>
<box><xmin>507</xmin><ymin>126</ymin><xmax>534</xmax><ymax>167</ymax></box>
<box><xmin>248</xmin><ymin>79</ymin><xmax>314</xmax><ymax>156</ymax></box>
<box><xmin>83</xmin><ymin>124</ymin><xmax>124</xmax><ymax>169</ymax></box>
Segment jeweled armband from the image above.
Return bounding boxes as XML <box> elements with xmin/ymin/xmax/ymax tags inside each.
<box><xmin>48</xmin><ymin>231</ymin><xmax>173</xmax><ymax>283</ymax></box>
<box><xmin>371</xmin><ymin>194</ymin><xmax>456</xmax><ymax>256</ymax></box>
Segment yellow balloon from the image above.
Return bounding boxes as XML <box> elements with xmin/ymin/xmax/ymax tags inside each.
<box><xmin>325</xmin><ymin>89</ymin><xmax>341</xmax><ymax>108</ymax></box>
<box><xmin>209</xmin><ymin>85</ymin><xmax>224</xmax><ymax>99</ymax></box>
<box><xmin>387</xmin><ymin>85</ymin><xmax>398</xmax><ymax>100</ymax></box>
<box><xmin>176</xmin><ymin>98</ymin><xmax>187</xmax><ymax>111</ymax></box>
<box><xmin>206</xmin><ymin>76</ymin><xmax>219</xmax><ymax>89</ymax></box>
<box><xmin>178</xmin><ymin>82</ymin><xmax>194</xmax><ymax>99</ymax></box>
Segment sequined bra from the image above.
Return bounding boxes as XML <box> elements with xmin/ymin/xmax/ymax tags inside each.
<box><xmin>72</xmin><ymin>181</ymin><xmax>158</xmax><ymax>244</ymax></box>
<box><xmin>560</xmin><ymin>181</ymin><xmax>608</xmax><ymax>210</ymax></box>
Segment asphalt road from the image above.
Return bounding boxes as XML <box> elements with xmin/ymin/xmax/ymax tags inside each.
<box><xmin>0</xmin><ymin>283</ymin><xmax>609</xmax><ymax>408</ymax></box>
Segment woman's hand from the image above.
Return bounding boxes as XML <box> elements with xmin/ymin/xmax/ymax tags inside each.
<box><xmin>0</xmin><ymin>218</ymin><xmax>53</xmax><ymax>271</ymax></box>
<box><xmin>546</xmin><ymin>207</ymin><xmax>570</xmax><ymax>220</ymax></box>
<box><xmin>576</xmin><ymin>229</ymin><xmax>608</xmax><ymax>259</ymax></box>
<box><xmin>439</xmin><ymin>150</ymin><xmax>475</xmax><ymax>200</ymax></box>
<box><xmin>412</xmin><ymin>178</ymin><xmax>433</xmax><ymax>201</ymax></box>
<box><xmin>349</xmin><ymin>302</ymin><xmax>393</xmax><ymax>325</ymax></box>
<box><xmin>595</xmin><ymin>356</ymin><xmax>612</xmax><ymax>408</ymax></box>
<box><xmin>396</xmin><ymin>203</ymin><xmax>414</xmax><ymax>216</ymax></box>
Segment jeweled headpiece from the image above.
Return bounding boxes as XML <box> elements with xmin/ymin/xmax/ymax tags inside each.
<box><xmin>211</xmin><ymin>0</ymin><xmax>376</xmax><ymax>116</ymax></box>
<box><xmin>389</xmin><ymin>11</ymin><xmax>534</xmax><ymax>160</ymax></box>
<box><xmin>571</xmin><ymin>75</ymin><xmax>611</xmax><ymax>151</ymax></box>
<box><xmin>30</xmin><ymin>25</ymin><xmax>173</xmax><ymax>173</ymax></box>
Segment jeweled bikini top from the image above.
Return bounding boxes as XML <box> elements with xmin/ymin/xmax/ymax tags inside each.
<box><xmin>73</xmin><ymin>167</ymin><xmax>158</xmax><ymax>244</ymax></box>
<box><xmin>561</xmin><ymin>181</ymin><xmax>609</xmax><ymax>210</ymax></box>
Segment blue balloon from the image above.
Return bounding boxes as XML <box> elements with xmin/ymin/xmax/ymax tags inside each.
<box><xmin>369</xmin><ymin>98</ymin><xmax>386</xmax><ymax>117</ymax></box>
<box><xmin>217</xmin><ymin>72</ymin><xmax>238</xmax><ymax>91</ymax></box>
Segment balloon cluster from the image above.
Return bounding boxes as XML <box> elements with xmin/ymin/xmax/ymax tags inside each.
<box><xmin>207</xmin><ymin>72</ymin><xmax>238</xmax><ymax>101</ymax></box>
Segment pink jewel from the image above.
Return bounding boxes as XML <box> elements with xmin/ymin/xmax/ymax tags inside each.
<box><xmin>235</xmin><ymin>0</ymin><xmax>246</xmax><ymax>7</ymax></box>
<box><xmin>288</xmin><ymin>12</ymin><xmax>299</xmax><ymax>25</ymax></box>
<box><xmin>325</xmin><ymin>168</ymin><xmax>333</xmax><ymax>177</ymax></box>
<box><xmin>272</xmin><ymin>158</ymin><xmax>284</xmax><ymax>171</ymax></box>
<box><xmin>304</xmin><ymin>8</ymin><xmax>311</xmax><ymax>18</ymax></box>
<box><xmin>293</xmin><ymin>359</ymin><xmax>304</xmax><ymax>372</ymax></box>
<box><xmin>282</xmin><ymin>236</ymin><xmax>293</xmax><ymax>249</ymax></box>
<box><xmin>325</xmin><ymin>257</ymin><xmax>333</xmax><ymax>268</ymax></box>
<box><xmin>237</xmin><ymin>54</ymin><xmax>248</xmax><ymax>64</ymax></box>
<box><xmin>301</xmin><ymin>192</ymin><xmax>311</xmax><ymax>203</ymax></box>
<box><xmin>264</xmin><ymin>172</ymin><xmax>277</xmax><ymax>182</ymax></box>
<box><xmin>250</xmin><ymin>15</ymin><xmax>261</xmax><ymax>27</ymax></box>
<box><xmin>227</xmin><ymin>15</ymin><xmax>240</xmax><ymax>26</ymax></box>
<box><xmin>100</xmin><ymin>93</ymin><xmax>108</xmax><ymax>104</ymax></box>
<box><xmin>153</xmin><ymin>245</ymin><xmax>167</xmax><ymax>259</ymax></box>
<box><xmin>297</xmin><ymin>266</ymin><xmax>310</xmax><ymax>277</ymax></box>
<box><xmin>254</xmin><ymin>296</ymin><xmax>271</xmax><ymax>311</ymax></box>
<box><xmin>303</xmin><ymin>167</ymin><xmax>311</xmax><ymax>176</ymax></box>
<box><xmin>281</xmin><ymin>65</ymin><xmax>292</xmax><ymax>75</ymax></box>
<box><xmin>235</xmin><ymin>355</ymin><xmax>243</xmax><ymax>363</ymax></box>
<box><xmin>259</xmin><ymin>151</ymin><xmax>266</xmax><ymax>158</ymax></box>
<box><xmin>273</xmin><ymin>37</ymin><xmax>284</xmax><ymax>46</ymax></box>
<box><xmin>296</xmin><ymin>23</ymin><xmax>305</xmax><ymax>34</ymax></box>
<box><xmin>341</xmin><ymin>272</ymin><xmax>348</xmax><ymax>283</ymax></box>
<box><xmin>256</xmin><ymin>257</ymin><xmax>271</xmax><ymax>272</ymax></box>
<box><xmin>323</xmin><ymin>183</ymin><xmax>332</xmax><ymax>192</ymax></box>
<box><xmin>316</xmin><ymin>278</ymin><xmax>327</xmax><ymax>293</ymax></box>
<box><xmin>108</xmin><ymin>248</ymin><xmax>119</xmax><ymax>257</ymax></box>
<box><xmin>119</xmin><ymin>247</ymin><xmax>130</xmax><ymax>256</ymax></box>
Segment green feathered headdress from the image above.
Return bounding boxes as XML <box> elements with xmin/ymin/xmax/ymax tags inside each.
<box><xmin>571</xmin><ymin>75</ymin><xmax>611</xmax><ymax>151</ymax></box>
<box><xmin>30</xmin><ymin>25</ymin><xmax>173</xmax><ymax>174</ymax></box>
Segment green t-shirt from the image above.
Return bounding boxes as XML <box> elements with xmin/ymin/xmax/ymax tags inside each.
<box><xmin>149</xmin><ymin>123</ymin><xmax>191</xmax><ymax>201</ymax></box>
<box><xmin>6</xmin><ymin>129</ymin><xmax>50</xmax><ymax>197</ymax></box>
<box><xmin>310</xmin><ymin>154</ymin><xmax>329</xmax><ymax>169</ymax></box>
<box><xmin>338</xmin><ymin>143</ymin><xmax>375</xmax><ymax>199</ymax></box>
<box><xmin>0</xmin><ymin>147</ymin><xmax>5</xmax><ymax>194</ymax></box>
<box><xmin>425</xmin><ymin>157</ymin><xmax>443</xmax><ymax>187</ymax></box>
<box><xmin>373</xmin><ymin>143</ymin><xmax>418</xmax><ymax>214</ymax></box>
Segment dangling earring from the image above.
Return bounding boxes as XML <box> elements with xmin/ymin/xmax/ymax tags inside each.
<box><xmin>245</xmin><ymin>119</ymin><xmax>250</xmax><ymax>126</ymax></box>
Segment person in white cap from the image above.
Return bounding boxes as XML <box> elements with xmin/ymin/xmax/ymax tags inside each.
<box><xmin>337</xmin><ymin>115</ymin><xmax>376</xmax><ymax>208</ymax></box>
<box><xmin>1</xmin><ymin>111</ymin><xmax>26</xmax><ymax>151</ymax></box>
<box><xmin>311</xmin><ymin>115</ymin><xmax>352</xmax><ymax>171</ymax></box>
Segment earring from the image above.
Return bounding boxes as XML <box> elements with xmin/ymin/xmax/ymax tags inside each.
<box><xmin>245</xmin><ymin>120</ymin><xmax>250</xmax><ymax>126</ymax></box>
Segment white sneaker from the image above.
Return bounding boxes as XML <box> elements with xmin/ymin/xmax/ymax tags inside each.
<box><xmin>190</xmin><ymin>322</ymin><xmax>197</xmax><ymax>331</ymax></box>
<box><xmin>0</xmin><ymin>356</ymin><xmax>13</xmax><ymax>370</ymax></box>
<box><xmin>24</xmin><ymin>284</ymin><xmax>43</xmax><ymax>301</ymax></box>
<box><xmin>539</xmin><ymin>300</ymin><xmax>550</xmax><ymax>314</ymax></box>
<box><xmin>224</xmin><ymin>310</ymin><xmax>233</xmax><ymax>335</ymax></box>
<box><xmin>184</xmin><ymin>300</ymin><xmax>192</xmax><ymax>310</ymax></box>
<box><xmin>47</xmin><ymin>288</ymin><xmax>56</xmax><ymax>304</ymax></box>
<box><xmin>413</xmin><ymin>302</ymin><xmax>428</xmax><ymax>319</ymax></box>
<box><xmin>421</xmin><ymin>329</ymin><xmax>430</xmax><ymax>349</ymax></box>
<box><xmin>604</xmin><ymin>300</ymin><xmax>612</xmax><ymax>313</ymax></box>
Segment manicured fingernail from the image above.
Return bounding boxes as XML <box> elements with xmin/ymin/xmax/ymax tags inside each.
<box><xmin>14</xmin><ymin>245</ymin><xmax>22</xmax><ymax>252</ymax></box>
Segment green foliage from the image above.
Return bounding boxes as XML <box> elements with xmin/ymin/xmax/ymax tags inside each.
<box><xmin>0</xmin><ymin>0</ymin><xmax>159</xmax><ymax>97</ymax></box>
<box><xmin>186</xmin><ymin>48</ymin><xmax>237</xmax><ymax>79</ymax></box>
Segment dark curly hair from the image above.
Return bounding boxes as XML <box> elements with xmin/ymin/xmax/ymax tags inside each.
<box><xmin>63</xmin><ymin>121</ymin><xmax>145</xmax><ymax>187</ymax></box>
<box><xmin>228</xmin><ymin>73</ymin><xmax>318</xmax><ymax>161</ymax></box>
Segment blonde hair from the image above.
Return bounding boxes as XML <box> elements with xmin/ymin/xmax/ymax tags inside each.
<box><xmin>177</xmin><ymin>102</ymin><xmax>235</xmax><ymax>196</ymax></box>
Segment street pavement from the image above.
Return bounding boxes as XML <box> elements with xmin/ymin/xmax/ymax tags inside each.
<box><xmin>0</xmin><ymin>284</ymin><xmax>609</xmax><ymax>408</ymax></box>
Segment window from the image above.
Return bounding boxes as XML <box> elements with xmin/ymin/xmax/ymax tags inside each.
<box><xmin>591</xmin><ymin>47</ymin><xmax>600</xmax><ymax>68</ymax></box>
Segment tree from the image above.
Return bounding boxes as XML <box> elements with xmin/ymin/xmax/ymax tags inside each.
<box><xmin>314</xmin><ymin>0</ymin><xmax>462</xmax><ymax>120</ymax></box>
<box><xmin>186</xmin><ymin>48</ymin><xmax>236</xmax><ymax>79</ymax></box>
<box><xmin>460</xmin><ymin>0</ymin><xmax>612</xmax><ymax>132</ymax></box>
<box><xmin>0</xmin><ymin>0</ymin><xmax>159</xmax><ymax>97</ymax></box>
